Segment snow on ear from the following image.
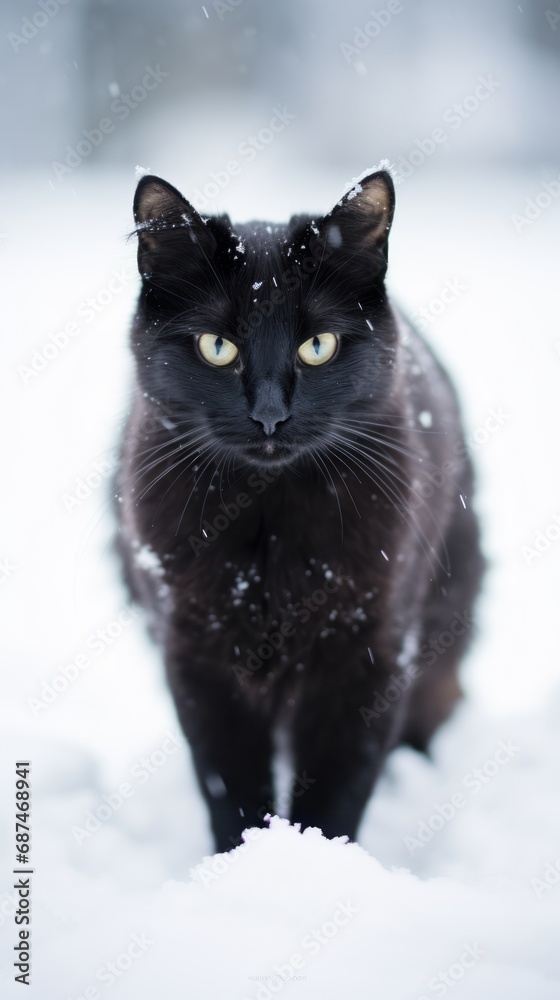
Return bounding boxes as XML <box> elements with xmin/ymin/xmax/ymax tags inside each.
<box><xmin>133</xmin><ymin>175</ymin><xmax>216</xmax><ymax>271</ymax></box>
<box><xmin>322</xmin><ymin>170</ymin><xmax>395</xmax><ymax>268</ymax></box>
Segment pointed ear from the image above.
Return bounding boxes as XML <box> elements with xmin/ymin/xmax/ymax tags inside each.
<box><xmin>133</xmin><ymin>175</ymin><xmax>217</xmax><ymax>275</ymax></box>
<box><xmin>320</xmin><ymin>170</ymin><xmax>395</xmax><ymax>275</ymax></box>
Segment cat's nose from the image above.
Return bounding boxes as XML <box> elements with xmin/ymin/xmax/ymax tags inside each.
<box><xmin>250</xmin><ymin>379</ymin><xmax>290</xmax><ymax>437</ymax></box>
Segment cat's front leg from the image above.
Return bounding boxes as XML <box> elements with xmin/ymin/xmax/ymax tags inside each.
<box><xmin>288</xmin><ymin>642</ymin><xmax>411</xmax><ymax>842</ymax></box>
<box><xmin>165</xmin><ymin>637</ymin><xmax>275</xmax><ymax>853</ymax></box>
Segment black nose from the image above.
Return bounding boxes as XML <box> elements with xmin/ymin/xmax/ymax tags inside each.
<box><xmin>250</xmin><ymin>379</ymin><xmax>290</xmax><ymax>437</ymax></box>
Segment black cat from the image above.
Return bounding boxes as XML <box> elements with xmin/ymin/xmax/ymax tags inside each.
<box><xmin>115</xmin><ymin>169</ymin><xmax>484</xmax><ymax>853</ymax></box>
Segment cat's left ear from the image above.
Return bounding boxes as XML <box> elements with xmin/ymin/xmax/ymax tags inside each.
<box><xmin>319</xmin><ymin>170</ymin><xmax>395</xmax><ymax>275</ymax></box>
<box><xmin>133</xmin><ymin>174</ymin><xmax>217</xmax><ymax>274</ymax></box>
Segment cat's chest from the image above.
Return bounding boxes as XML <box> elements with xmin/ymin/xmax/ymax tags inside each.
<box><xmin>129</xmin><ymin>458</ymin><xmax>404</xmax><ymax>643</ymax></box>
<box><xmin>169</xmin><ymin>485</ymin><xmax>399</xmax><ymax>642</ymax></box>
<box><xmin>172</xmin><ymin>531</ymin><xmax>382</xmax><ymax>655</ymax></box>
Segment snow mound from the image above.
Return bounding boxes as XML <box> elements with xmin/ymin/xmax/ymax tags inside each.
<box><xmin>2</xmin><ymin>816</ymin><xmax>557</xmax><ymax>1000</ymax></box>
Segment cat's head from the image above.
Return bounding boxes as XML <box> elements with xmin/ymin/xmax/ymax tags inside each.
<box><xmin>131</xmin><ymin>169</ymin><xmax>398</xmax><ymax>469</ymax></box>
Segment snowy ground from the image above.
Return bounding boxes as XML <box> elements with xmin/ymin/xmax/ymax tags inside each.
<box><xmin>1</xmin><ymin>160</ymin><xmax>560</xmax><ymax>998</ymax></box>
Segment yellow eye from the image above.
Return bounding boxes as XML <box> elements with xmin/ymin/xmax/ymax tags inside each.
<box><xmin>297</xmin><ymin>333</ymin><xmax>338</xmax><ymax>367</ymax></box>
<box><xmin>197</xmin><ymin>334</ymin><xmax>239</xmax><ymax>367</ymax></box>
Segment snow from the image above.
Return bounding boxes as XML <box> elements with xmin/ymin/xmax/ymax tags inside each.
<box><xmin>326</xmin><ymin>223</ymin><xmax>342</xmax><ymax>247</ymax></box>
<box><xmin>338</xmin><ymin>160</ymin><xmax>393</xmax><ymax>204</ymax></box>
<box><xmin>1</xmin><ymin>163</ymin><xmax>560</xmax><ymax>997</ymax></box>
<box><xmin>134</xmin><ymin>543</ymin><xmax>164</xmax><ymax>577</ymax></box>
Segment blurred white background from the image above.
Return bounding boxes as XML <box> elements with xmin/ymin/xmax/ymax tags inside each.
<box><xmin>1</xmin><ymin>2</ymin><xmax>559</xmax><ymax>997</ymax></box>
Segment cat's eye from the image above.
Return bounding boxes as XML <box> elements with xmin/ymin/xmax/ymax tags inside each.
<box><xmin>197</xmin><ymin>334</ymin><xmax>239</xmax><ymax>367</ymax></box>
<box><xmin>297</xmin><ymin>333</ymin><xmax>339</xmax><ymax>367</ymax></box>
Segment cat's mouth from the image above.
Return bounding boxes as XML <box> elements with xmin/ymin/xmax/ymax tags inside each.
<box><xmin>238</xmin><ymin>439</ymin><xmax>300</xmax><ymax>468</ymax></box>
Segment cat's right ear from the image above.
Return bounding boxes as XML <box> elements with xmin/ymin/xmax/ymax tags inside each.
<box><xmin>133</xmin><ymin>175</ymin><xmax>217</xmax><ymax>276</ymax></box>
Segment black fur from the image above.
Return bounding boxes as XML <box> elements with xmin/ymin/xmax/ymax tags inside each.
<box><xmin>115</xmin><ymin>170</ymin><xmax>484</xmax><ymax>853</ymax></box>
